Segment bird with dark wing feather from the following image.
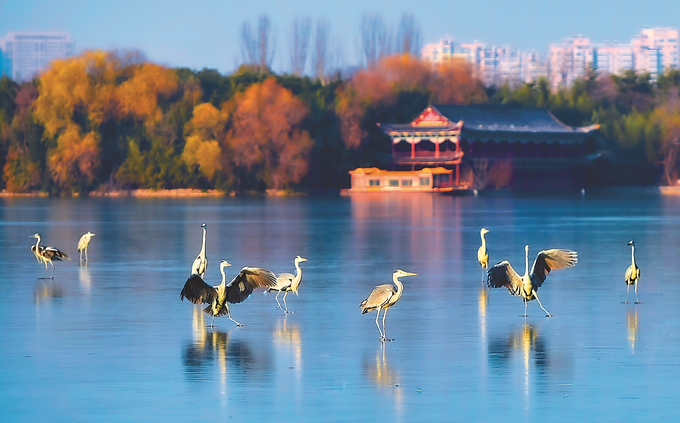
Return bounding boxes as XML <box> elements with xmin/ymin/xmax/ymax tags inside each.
<box><xmin>181</xmin><ymin>260</ymin><xmax>277</xmax><ymax>327</ymax></box>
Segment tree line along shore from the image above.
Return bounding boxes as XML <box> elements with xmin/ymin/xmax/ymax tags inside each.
<box><xmin>1</xmin><ymin>50</ymin><xmax>679</xmax><ymax>196</ymax></box>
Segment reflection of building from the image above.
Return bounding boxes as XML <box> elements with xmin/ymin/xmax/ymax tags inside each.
<box><xmin>378</xmin><ymin>104</ymin><xmax>600</xmax><ymax>190</ymax></box>
<box><xmin>348</xmin><ymin>167</ymin><xmax>456</xmax><ymax>192</ymax></box>
<box><xmin>0</xmin><ymin>32</ymin><xmax>75</xmax><ymax>81</ymax></box>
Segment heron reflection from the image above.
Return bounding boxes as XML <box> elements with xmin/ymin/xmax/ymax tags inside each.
<box><xmin>627</xmin><ymin>308</ymin><xmax>639</xmax><ymax>354</ymax></box>
<box><xmin>364</xmin><ymin>343</ymin><xmax>401</xmax><ymax>388</ymax></box>
<box><xmin>488</xmin><ymin>324</ymin><xmax>550</xmax><ymax>378</ymax></box>
<box><xmin>35</xmin><ymin>280</ymin><xmax>64</xmax><ymax>306</ymax></box>
<box><xmin>79</xmin><ymin>264</ymin><xmax>91</xmax><ymax>292</ymax></box>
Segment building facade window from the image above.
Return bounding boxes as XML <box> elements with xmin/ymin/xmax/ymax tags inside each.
<box><xmin>420</xmin><ymin>177</ymin><xmax>430</xmax><ymax>186</ymax></box>
<box><xmin>369</xmin><ymin>179</ymin><xmax>380</xmax><ymax>186</ymax></box>
<box><xmin>388</xmin><ymin>180</ymin><xmax>399</xmax><ymax>187</ymax></box>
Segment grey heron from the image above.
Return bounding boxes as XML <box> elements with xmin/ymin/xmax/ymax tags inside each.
<box><xmin>30</xmin><ymin>233</ymin><xmax>70</xmax><ymax>279</ymax></box>
<box><xmin>191</xmin><ymin>223</ymin><xmax>208</xmax><ymax>278</ymax></box>
<box><xmin>360</xmin><ymin>269</ymin><xmax>417</xmax><ymax>342</ymax></box>
<box><xmin>624</xmin><ymin>240</ymin><xmax>640</xmax><ymax>304</ymax></box>
<box><xmin>268</xmin><ymin>255</ymin><xmax>307</xmax><ymax>313</ymax></box>
<box><xmin>477</xmin><ymin>228</ymin><xmax>490</xmax><ymax>282</ymax></box>
<box><xmin>77</xmin><ymin>232</ymin><xmax>95</xmax><ymax>261</ymax></box>
<box><xmin>487</xmin><ymin>246</ymin><xmax>577</xmax><ymax>317</ymax></box>
<box><xmin>180</xmin><ymin>260</ymin><xmax>277</xmax><ymax>327</ymax></box>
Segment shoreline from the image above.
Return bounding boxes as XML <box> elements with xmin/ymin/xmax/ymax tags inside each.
<box><xmin>0</xmin><ymin>188</ymin><xmax>307</xmax><ymax>197</ymax></box>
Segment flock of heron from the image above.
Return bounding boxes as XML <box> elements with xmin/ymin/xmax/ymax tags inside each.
<box><xmin>28</xmin><ymin>224</ymin><xmax>642</xmax><ymax>342</ymax></box>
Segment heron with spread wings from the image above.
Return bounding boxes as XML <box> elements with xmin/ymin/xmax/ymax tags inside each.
<box><xmin>487</xmin><ymin>246</ymin><xmax>577</xmax><ymax>317</ymax></box>
<box><xmin>180</xmin><ymin>260</ymin><xmax>277</xmax><ymax>327</ymax></box>
<box><xmin>31</xmin><ymin>233</ymin><xmax>70</xmax><ymax>279</ymax></box>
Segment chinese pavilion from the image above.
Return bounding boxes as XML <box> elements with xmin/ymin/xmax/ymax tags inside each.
<box><xmin>377</xmin><ymin>104</ymin><xmax>601</xmax><ymax>189</ymax></box>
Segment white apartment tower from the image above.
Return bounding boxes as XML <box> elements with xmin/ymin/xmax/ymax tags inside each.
<box><xmin>0</xmin><ymin>32</ymin><xmax>75</xmax><ymax>81</ymax></box>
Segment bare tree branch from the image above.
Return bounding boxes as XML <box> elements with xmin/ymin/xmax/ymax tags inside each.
<box><xmin>289</xmin><ymin>16</ymin><xmax>312</xmax><ymax>76</ymax></box>
<box><xmin>240</xmin><ymin>22</ymin><xmax>257</xmax><ymax>65</ymax></box>
<box><xmin>312</xmin><ymin>17</ymin><xmax>330</xmax><ymax>82</ymax></box>
<box><xmin>257</xmin><ymin>15</ymin><xmax>275</xmax><ymax>71</ymax></box>
<box><xmin>396</xmin><ymin>13</ymin><xmax>421</xmax><ymax>55</ymax></box>
<box><xmin>360</xmin><ymin>13</ymin><xmax>392</xmax><ymax>68</ymax></box>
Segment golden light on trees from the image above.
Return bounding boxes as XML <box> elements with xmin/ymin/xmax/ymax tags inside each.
<box><xmin>48</xmin><ymin>124</ymin><xmax>100</xmax><ymax>189</ymax></box>
<box><xmin>227</xmin><ymin>77</ymin><xmax>312</xmax><ymax>190</ymax></box>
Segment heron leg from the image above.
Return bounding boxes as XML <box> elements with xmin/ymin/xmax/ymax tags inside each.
<box><xmin>533</xmin><ymin>292</ymin><xmax>552</xmax><ymax>317</ymax></box>
<box><xmin>49</xmin><ymin>261</ymin><xmax>55</xmax><ymax>279</ymax></box>
<box><xmin>375</xmin><ymin>308</ymin><xmax>384</xmax><ymax>341</ymax></box>
<box><xmin>39</xmin><ymin>260</ymin><xmax>49</xmax><ymax>279</ymax></box>
<box><xmin>85</xmin><ymin>248</ymin><xmax>88</xmax><ymax>262</ymax></box>
<box><xmin>226</xmin><ymin>305</ymin><xmax>244</xmax><ymax>327</ymax></box>
<box><xmin>79</xmin><ymin>249</ymin><xmax>83</xmax><ymax>261</ymax></box>
<box><xmin>634</xmin><ymin>280</ymin><xmax>640</xmax><ymax>304</ymax></box>
<box><xmin>283</xmin><ymin>291</ymin><xmax>293</xmax><ymax>313</ymax></box>
<box><xmin>382</xmin><ymin>308</ymin><xmax>392</xmax><ymax>341</ymax></box>
<box><xmin>625</xmin><ymin>284</ymin><xmax>630</xmax><ymax>304</ymax></box>
<box><xmin>208</xmin><ymin>315</ymin><xmax>216</xmax><ymax>328</ymax></box>
<box><xmin>275</xmin><ymin>290</ymin><xmax>284</xmax><ymax>310</ymax></box>
<box><xmin>521</xmin><ymin>299</ymin><xmax>528</xmax><ymax>317</ymax></box>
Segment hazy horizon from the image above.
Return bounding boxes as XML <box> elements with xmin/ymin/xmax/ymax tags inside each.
<box><xmin>1</xmin><ymin>0</ymin><xmax>679</xmax><ymax>74</ymax></box>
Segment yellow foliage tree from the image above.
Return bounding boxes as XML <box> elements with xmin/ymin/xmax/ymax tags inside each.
<box><xmin>117</xmin><ymin>63</ymin><xmax>178</xmax><ymax>127</ymax></box>
<box><xmin>181</xmin><ymin>102</ymin><xmax>225</xmax><ymax>181</ymax></box>
<box><xmin>48</xmin><ymin>124</ymin><xmax>100</xmax><ymax>189</ymax></box>
<box><xmin>226</xmin><ymin>77</ymin><xmax>312</xmax><ymax>190</ymax></box>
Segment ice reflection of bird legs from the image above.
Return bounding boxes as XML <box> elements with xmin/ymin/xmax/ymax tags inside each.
<box><xmin>78</xmin><ymin>263</ymin><xmax>91</xmax><ymax>294</ymax></box>
<box><xmin>274</xmin><ymin>317</ymin><xmax>302</xmax><ymax>378</ymax></box>
<box><xmin>511</xmin><ymin>325</ymin><xmax>537</xmax><ymax>412</ymax></box>
<box><xmin>192</xmin><ymin>307</ymin><xmax>228</xmax><ymax>402</ymax></box>
<box><xmin>35</xmin><ymin>280</ymin><xmax>63</xmax><ymax>306</ymax></box>
<box><xmin>627</xmin><ymin>308</ymin><xmax>638</xmax><ymax>354</ymax></box>
<box><xmin>364</xmin><ymin>344</ymin><xmax>403</xmax><ymax>416</ymax></box>
<box><xmin>479</xmin><ymin>287</ymin><xmax>488</xmax><ymax>380</ymax></box>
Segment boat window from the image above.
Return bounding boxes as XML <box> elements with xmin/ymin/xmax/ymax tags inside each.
<box><xmin>369</xmin><ymin>179</ymin><xmax>380</xmax><ymax>186</ymax></box>
<box><xmin>402</xmin><ymin>180</ymin><xmax>413</xmax><ymax>186</ymax></box>
<box><xmin>388</xmin><ymin>180</ymin><xmax>399</xmax><ymax>187</ymax></box>
<box><xmin>420</xmin><ymin>177</ymin><xmax>430</xmax><ymax>186</ymax></box>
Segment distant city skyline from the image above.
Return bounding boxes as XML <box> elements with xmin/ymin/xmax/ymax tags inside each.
<box><xmin>1</xmin><ymin>0</ymin><xmax>679</xmax><ymax>75</ymax></box>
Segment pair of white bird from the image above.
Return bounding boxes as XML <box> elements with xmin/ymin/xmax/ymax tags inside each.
<box><xmin>30</xmin><ymin>231</ymin><xmax>95</xmax><ymax>278</ymax></box>
<box><xmin>180</xmin><ymin>223</ymin><xmax>307</xmax><ymax>327</ymax></box>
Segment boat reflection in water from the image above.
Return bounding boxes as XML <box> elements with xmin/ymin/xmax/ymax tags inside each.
<box><xmin>627</xmin><ymin>308</ymin><xmax>639</xmax><ymax>354</ymax></box>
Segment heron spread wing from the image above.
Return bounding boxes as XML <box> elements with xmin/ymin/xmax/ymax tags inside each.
<box><xmin>226</xmin><ymin>267</ymin><xmax>277</xmax><ymax>304</ymax></box>
<box><xmin>180</xmin><ymin>274</ymin><xmax>217</xmax><ymax>305</ymax></box>
<box><xmin>43</xmin><ymin>247</ymin><xmax>69</xmax><ymax>261</ymax></box>
<box><xmin>487</xmin><ymin>261</ymin><xmax>523</xmax><ymax>295</ymax></box>
<box><xmin>360</xmin><ymin>284</ymin><xmax>395</xmax><ymax>313</ymax></box>
<box><xmin>530</xmin><ymin>249</ymin><xmax>578</xmax><ymax>287</ymax></box>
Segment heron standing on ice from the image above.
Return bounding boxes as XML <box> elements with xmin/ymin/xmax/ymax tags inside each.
<box><xmin>360</xmin><ymin>269</ymin><xmax>417</xmax><ymax>342</ymax></box>
<box><xmin>191</xmin><ymin>223</ymin><xmax>208</xmax><ymax>278</ymax></box>
<box><xmin>77</xmin><ymin>232</ymin><xmax>95</xmax><ymax>261</ymax></box>
<box><xmin>31</xmin><ymin>233</ymin><xmax>70</xmax><ymax>279</ymax></box>
<box><xmin>268</xmin><ymin>255</ymin><xmax>307</xmax><ymax>313</ymax></box>
<box><xmin>624</xmin><ymin>240</ymin><xmax>640</xmax><ymax>304</ymax></box>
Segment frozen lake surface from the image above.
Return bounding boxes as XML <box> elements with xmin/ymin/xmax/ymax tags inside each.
<box><xmin>1</xmin><ymin>189</ymin><xmax>679</xmax><ymax>421</ymax></box>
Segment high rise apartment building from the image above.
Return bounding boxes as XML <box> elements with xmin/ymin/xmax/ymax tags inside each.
<box><xmin>421</xmin><ymin>37</ymin><xmax>546</xmax><ymax>87</ymax></box>
<box><xmin>0</xmin><ymin>32</ymin><xmax>75</xmax><ymax>81</ymax></box>
<box><xmin>422</xmin><ymin>27</ymin><xmax>679</xmax><ymax>89</ymax></box>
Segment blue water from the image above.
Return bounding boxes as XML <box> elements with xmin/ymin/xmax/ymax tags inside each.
<box><xmin>1</xmin><ymin>189</ymin><xmax>679</xmax><ymax>421</ymax></box>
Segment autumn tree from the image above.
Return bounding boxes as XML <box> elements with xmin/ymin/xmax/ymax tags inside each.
<box><xmin>182</xmin><ymin>102</ymin><xmax>225</xmax><ymax>181</ymax></box>
<box><xmin>226</xmin><ymin>77</ymin><xmax>312</xmax><ymax>190</ymax></box>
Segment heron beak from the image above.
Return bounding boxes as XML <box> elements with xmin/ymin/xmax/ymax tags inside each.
<box><xmin>406</xmin><ymin>272</ymin><xmax>417</xmax><ymax>277</ymax></box>
<box><xmin>627</xmin><ymin>241</ymin><xmax>634</xmax><ymax>246</ymax></box>
<box><xmin>300</xmin><ymin>257</ymin><xmax>307</xmax><ymax>262</ymax></box>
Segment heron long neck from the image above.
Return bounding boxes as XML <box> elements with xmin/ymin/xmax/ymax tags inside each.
<box><xmin>219</xmin><ymin>264</ymin><xmax>227</xmax><ymax>290</ymax></box>
<box><xmin>35</xmin><ymin>236</ymin><xmax>41</xmax><ymax>250</ymax></box>
<box><xmin>631</xmin><ymin>245</ymin><xmax>636</xmax><ymax>267</ymax></box>
<box><xmin>200</xmin><ymin>228</ymin><xmax>207</xmax><ymax>256</ymax></box>
<box><xmin>524</xmin><ymin>248</ymin><xmax>530</xmax><ymax>278</ymax></box>
<box><xmin>292</xmin><ymin>260</ymin><xmax>303</xmax><ymax>290</ymax></box>
<box><xmin>392</xmin><ymin>274</ymin><xmax>404</xmax><ymax>302</ymax></box>
<box><xmin>480</xmin><ymin>232</ymin><xmax>487</xmax><ymax>251</ymax></box>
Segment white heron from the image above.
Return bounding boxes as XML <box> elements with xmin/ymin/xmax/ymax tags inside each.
<box><xmin>180</xmin><ymin>260</ymin><xmax>277</xmax><ymax>327</ymax></box>
<box><xmin>487</xmin><ymin>246</ymin><xmax>578</xmax><ymax>317</ymax></box>
<box><xmin>191</xmin><ymin>223</ymin><xmax>208</xmax><ymax>278</ymax></box>
<box><xmin>360</xmin><ymin>269</ymin><xmax>417</xmax><ymax>342</ymax></box>
<box><xmin>30</xmin><ymin>233</ymin><xmax>70</xmax><ymax>279</ymax></box>
<box><xmin>477</xmin><ymin>228</ymin><xmax>490</xmax><ymax>282</ymax></box>
<box><xmin>268</xmin><ymin>255</ymin><xmax>307</xmax><ymax>313</ymax></box>
<box><xmin>624</xmin><ymin>240</ymin><xmax>640</xmax><ymax>304</ymax></box>
<box><xmin>77</xmin><ymin>231</ymin><xmax>95</xmax><ymax>261</ymax></box>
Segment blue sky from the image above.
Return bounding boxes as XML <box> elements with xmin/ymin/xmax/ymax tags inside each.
<box><xmin>1</xmin><ymin>0</ymin><xmax>679</xmax><ymax>74</ymax></box>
